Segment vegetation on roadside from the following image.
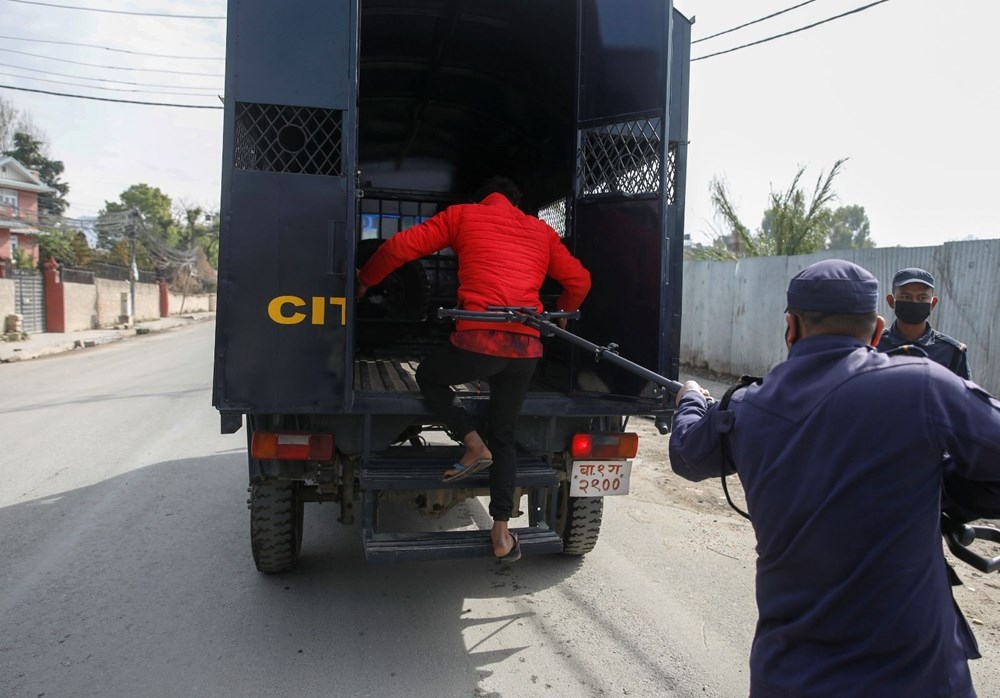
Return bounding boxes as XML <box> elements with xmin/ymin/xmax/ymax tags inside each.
<box><xmin>688</xmin><ymin>159</ymin><xmax>876</xmax><ymax>260</ymax></box>
<box><xmin>2</xmin><ymin>96</ymin><xmax>218</xmax><ymax>291</ymax></box>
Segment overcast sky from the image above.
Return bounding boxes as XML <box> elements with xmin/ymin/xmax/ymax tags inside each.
<box><xmin>1</xmin><ymin>0</ymin><xmax>997</xmax><ymax>249</ymax></box>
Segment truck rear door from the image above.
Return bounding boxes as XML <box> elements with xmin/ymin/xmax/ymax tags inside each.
<box><xmin>214</xmin><ymin>0</ymin><xmax>359</xmax><ymax>415</ymax></box>
<box><xmin>572</xmin><ymin>0</ymin><xmax>691</xmax><ymax>398</ymax></box>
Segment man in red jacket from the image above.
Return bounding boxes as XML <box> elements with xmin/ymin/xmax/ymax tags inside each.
<box><xmin>356</xmin><ymin>177</ymin><xmax>591</xmax><ymax>562</ymax></box>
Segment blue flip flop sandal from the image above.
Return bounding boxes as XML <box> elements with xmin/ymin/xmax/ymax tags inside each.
<box><xmin>442</xmin><ymin>457</ymin><xmax>493</xmax><ymax>483</ymax></box>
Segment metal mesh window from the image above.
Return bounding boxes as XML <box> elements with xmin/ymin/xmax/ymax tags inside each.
<box><xmin>536</xmin><ymin>198</ymin><xmax>567</xmax><ymax>237</ymax></box>
<box><xmin>234</xmin><ymin>102</ymin><xmax>343</xmax><ymax>176</ymax></box>
<box><xmin>579</xmin><ymin>118</ymin><xmax>662</xmax><ymax>199</ymax></box>
<box><xmin>665</xmin><ymin>141</ymin><xmax>678</xmax><ymax>205</ymax></box>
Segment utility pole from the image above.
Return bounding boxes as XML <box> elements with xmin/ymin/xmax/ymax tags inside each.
<box><xmin>128</xmin><ymin>208</ymin><xmax>138</xmax><ymax>326</ymax></box>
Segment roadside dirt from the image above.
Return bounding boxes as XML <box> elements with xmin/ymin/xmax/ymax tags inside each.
<box><xmin>640</xmin><ymin>367</ymin><xmax>1000</xmax><ymax>644</ymax></box>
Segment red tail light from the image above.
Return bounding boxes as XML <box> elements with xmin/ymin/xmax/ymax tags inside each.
<box><xmin>571</xmin><ymin>432</ymin><xmax>638</xmax><ymax>459</ymax></box>
<box><xmin>251</xmin><ymin>432</ymin><xmax>334</xmax><ymax>461</ymax></box>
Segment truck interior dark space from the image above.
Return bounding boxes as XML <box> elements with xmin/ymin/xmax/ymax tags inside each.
<box><xmin>353</xmin><ymin>1</ymin><xmax>579</xmax><ymax>394</ymax></box>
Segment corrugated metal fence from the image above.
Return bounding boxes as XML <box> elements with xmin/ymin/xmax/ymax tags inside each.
<box><xmin>681</xmin><ymin>239</ymin><xmax>1000</xmax><ymax>396</ymax></box>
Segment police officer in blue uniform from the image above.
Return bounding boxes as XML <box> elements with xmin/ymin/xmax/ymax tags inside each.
<box><xmin>669</xmin><ymin>259</ymin><xmax>1000</xmax><ymax>698</ymax></box>
<box><xmin>878</xmin><ymin>267</ymin><xmax>972</xmax><ymax>379</ymax></box>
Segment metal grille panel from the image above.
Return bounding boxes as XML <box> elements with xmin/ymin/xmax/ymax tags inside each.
<box><xmin>536</xmin><ymin>198</ymin><xmax>567</xmax><ymax>237</ymax></box>
<box><xmin>665</xmin><ymin>141</ymin><xmax>678</xmax><ymax>205</ymax></box>
<box><xmin>234</xmin><ymin>102</ymin><xmax>343</xmax><ymax>176</ymax></box>
<box><xmin>579</xmin><ymin>118</ymin><xmax>662</xmax><ymax>198</ymax></box>
<box><xmin>61</xmin><ymin>268</ymin><xmax>95</xmax><ymax>284</ymax></box>
<box><xmin>13</xmin><ymin>269</ymin><xmax>45</xmax><ymax>334</ymax></box>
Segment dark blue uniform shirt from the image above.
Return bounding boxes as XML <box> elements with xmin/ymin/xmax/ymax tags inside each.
<box><xmin>670</xmin><ymin>335</ymin><xmax>1000</xmax><ymax>698</ymax></box>
<box><xmin>879</xmin><ymin>321</ymin><xmax>972</xmax><ymax>380</ymax></box>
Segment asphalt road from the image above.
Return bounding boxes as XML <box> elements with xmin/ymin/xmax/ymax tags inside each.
<box><xmin>0</xmin><ymin>322</ymin><xmax>755</xmax><ymax>697</ymax></box>
<box><xmin>1</xmin><ymin>322</ymin><xmax>996</xmax><ymax>697</ymax></box>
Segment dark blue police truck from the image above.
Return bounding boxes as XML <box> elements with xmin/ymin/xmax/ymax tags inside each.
<box><xmin>213</xmin><ymin>0</ymin><xmax>693</xmax><ymax>571</ymax></box>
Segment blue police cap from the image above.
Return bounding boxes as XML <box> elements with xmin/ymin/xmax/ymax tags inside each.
<box><xmin>892</xmin><ymin>267</ymin><xmax>935</xmax><ymax>289</ymax></box>
<box><xmin>786</xmin><ymin>259</ymin><xmax>879</xmax><ymax>314</ymax></box>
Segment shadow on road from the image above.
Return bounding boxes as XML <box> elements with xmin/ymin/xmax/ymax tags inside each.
<box><xmin>1</xmin><ymin>451</ymin><xmax>586</xmax><ymax>698</ymax></box>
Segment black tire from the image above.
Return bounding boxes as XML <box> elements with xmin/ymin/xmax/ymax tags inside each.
<box><xmin>250</xmin><ymin>480</ymin><xmax>304</xmax><ymax>573</ymax></box>
<box><xmin>555</xmin><ymin>482</ymin><xmax>604</xmax><ymax>556</ymax></box>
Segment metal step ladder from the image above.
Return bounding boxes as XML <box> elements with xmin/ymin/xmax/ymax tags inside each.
<box><xmin>360</xmin><ymin>455</ymin><xmax>564</xmax><ymax>562</ymax></box>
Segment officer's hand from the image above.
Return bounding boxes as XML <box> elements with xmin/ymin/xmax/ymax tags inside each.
<box><xmin>356</xmin><ymin>269</ymin><xmax>369</xmax><ymax>299</ymax></box>
<box><xmin>675</xmin><ymin>380</ymin><xmax>711</xmax><ymax>407</ymax></box>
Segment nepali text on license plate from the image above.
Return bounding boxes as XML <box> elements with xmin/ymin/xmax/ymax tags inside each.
<box><xmin>569</xmin><ymin>460</ymin><xmax>631</xmax><ymax>497</ymax></box>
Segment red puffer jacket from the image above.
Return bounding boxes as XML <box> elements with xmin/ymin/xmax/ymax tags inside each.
<box><xmin>358</xmin><ymin>193</ymin><xmax>591</xmax><ymax>336</ymax></box>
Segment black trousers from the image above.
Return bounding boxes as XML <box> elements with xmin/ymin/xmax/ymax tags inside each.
<box><xmin>415</xmin><ymin>342</ymin><xmax>538</xmax><ymax>521</ymax></box>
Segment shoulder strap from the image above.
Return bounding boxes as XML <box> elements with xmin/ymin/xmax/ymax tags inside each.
<box><xmin>934</xmin><ymin>332</ymin><xmax>968</xmax><ymax>375</ymax></box>
<box><xmin>935</xmin><ymin>331</ymin><xmax>967</xmax><ymax>352</ymax></box>
<box><xmin>719</xmin><ymin>375</ymin><xmax>762</xmax><ymax>521</ymax></box>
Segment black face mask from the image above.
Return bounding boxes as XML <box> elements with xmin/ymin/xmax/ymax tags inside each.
<box><xmin>894</xmin><ymin>300</ymin><xmax>932</xmax><ymax>325</ymax></box>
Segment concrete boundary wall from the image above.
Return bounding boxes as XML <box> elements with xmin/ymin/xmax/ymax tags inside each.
<box><xmin>681</xmin><ymin>239</ymin><xmax>1000</xmax><ymax>395</ymax></box>
<box><xmin>0</xmin><ymin>278</ymin><xmax>13</xmax><ymax>322</ymax></box>
<box><xmin>168</xmin><ymin>291</ymin><xmax>215</xmax><ymax>314</ymax></box>
<box><xmin>59</xmin><ymin>280</ymin><xmax>215</xmax><ymax>329</ymax></box>
<box><xmin>63</xmin><ymin>281</ymin><xmax>98</xmax><ymax>331</ymax></box>
<box><xmin>94</xmin><ymin>279</ymin><xmax>159</xmax><ymax>325</ymax></box>
<box><xmin>3</xmin><ymin>268</ymin><xmax>217</xmax><ymax>334</ymax></box>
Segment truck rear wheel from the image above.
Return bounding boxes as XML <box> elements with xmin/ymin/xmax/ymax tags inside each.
<box><xmin>250</xmin><ymin>480</ymin><xmax>304</xmax><ymax>573</ymax></box>
<box><xmin>556</xmin><ymin>483</ymin><xmax>604</xmax><ymax>556</ymax></box>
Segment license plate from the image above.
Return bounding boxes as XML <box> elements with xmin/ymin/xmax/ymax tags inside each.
<box><xmin>569</xmin><ymin>460</ymin><xmax>631</xmax><ymax>497</ymax></box>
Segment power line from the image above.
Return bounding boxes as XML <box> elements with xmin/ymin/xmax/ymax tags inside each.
<box><xmin>0</xmin><ymin>71</ymin><xmax>224</xmax><ymax>98</ymax></box>
<box><xmin>692</xmin><ymin>0</ymin><xmax>893</xmax><ymax>62</ymax></box>
<box><xmin>693</xmin><ymin>0</ymin><xmax>820</xmax><ymax>44</ymax></box>
<box><xmin>9</xmin><ymin>0</ymin><xmax>225</xmax><ymax>20</ymax></box>
<box><xmin>0</xmin><ymin>47</ymin><xmax>222</xmax><ymax>78</ymax></box>
<box><xmin>139</xmin><ymin>230</ymin><xmax>199</xmax><ymax>266</ymax></box>
<box><xmin>0</xmin><ymin>60</ymin><xmax>221</xmax><ymax>90</ymax></box>
<box><xmin>0</xmin><ymin>33</ymin><xmax>223</xmax><ymax>61</ymax></box>
<box><xmin>50</xmin><ymin>214</ymin><xmax>101</xmax><ymax>227</ymax></box>
<box><xmin>0</xmin><ymin>83</ymin><xmax>223</xmax><ymax>109</ymax></box>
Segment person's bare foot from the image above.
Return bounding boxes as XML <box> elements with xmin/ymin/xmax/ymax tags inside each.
<box><xmin>491</xmin><ymin>522</ymin><xmax>515</xmax><ymax>558</ymax></box>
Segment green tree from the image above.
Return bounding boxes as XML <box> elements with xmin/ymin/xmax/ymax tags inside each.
<box><xmin>826</xmin><ymin>204</ymin><xmax>875</xmax><ymax>250</ymax></box>
<box><xmin>179</xmin><ymin>203</ymin><xmax>202</xmax><ymax>251</ymax></box>
<box><xmin>11</xmin><ymin>245</ymin><xmax>33</xmax><ymax>269</ymax></box>
<box><xmin>95</xmin><ymin>186</ymin><xmax>217</xmax><ymax>276</ymax></box>
<box><xmin>708</xmin><ymin>159</ymin><xmax>859</xmax><ymax>257</ymax></box>
<box><xmin>199</xmin><ymin>210</ymin><xmax>220</xmax><ymax>267</ymax></box>
<box><xmin>37</xmin><ymin>229</ymin><xmax>94</xmax><ymax>268</ymax></box>
<box><xmin>0</xmin><ymin>96</ymin><xmax>23</xmax><ymax>152</ymax></box>
<box><xmin>103</xmin><ymin>238</ymin><xmax>155</xmax><ymax>270</ymax></box>
<box><xmin>707</xmin><ymin>178</ymin><xmax>754</xmax><ymax>257</ymax></box>
<box><xmin>0</xmin><ymin>96</ymin><xmax>42</xmax><ymax>153</ymax></box>
<box><xmin>100</xmin><ymin>183</ymin><xmax>176</xmax><ymax>247</ymax></box>
<box><xmin>173</xmin><ymin>200</ymin><xmax>219</xmax><ymax>267</ymax></box>
<box><xmin>3</xmin><ymin>131</ymin><xmax>70</xmax><ymax>217</ymax></box>
<box><xmin>98</xmin><ymin>184</ymin><xmax>181</xmax><ymax>273</ymax></box>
